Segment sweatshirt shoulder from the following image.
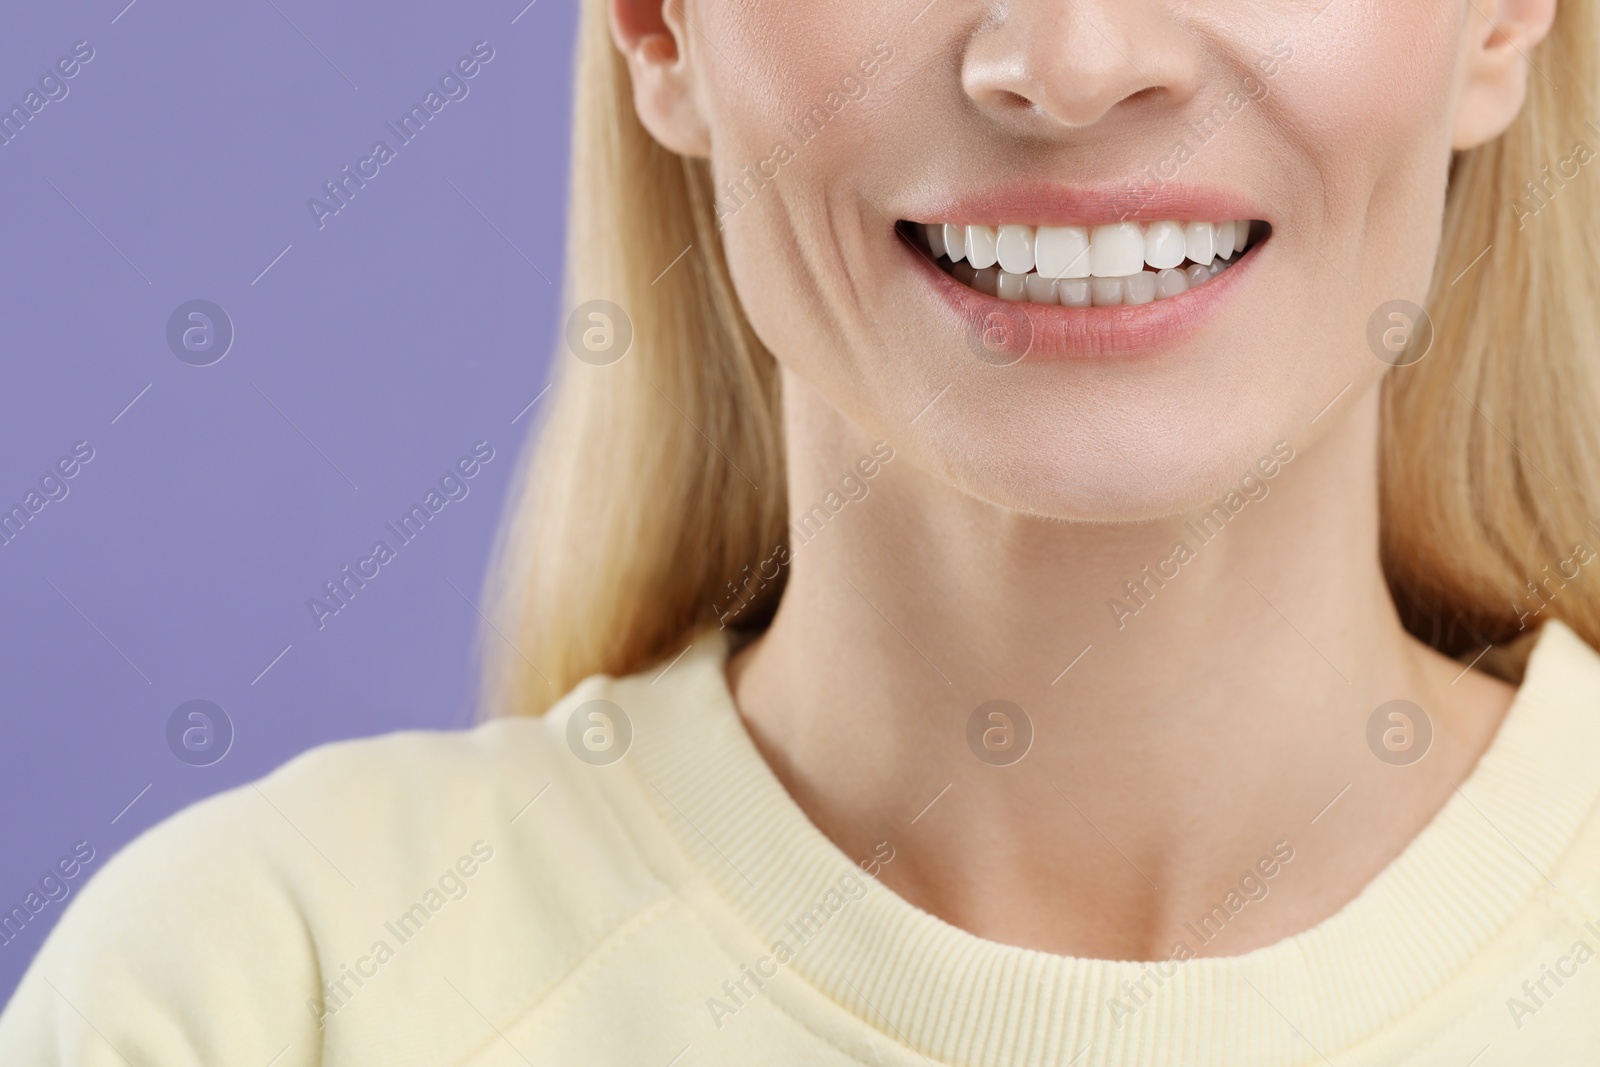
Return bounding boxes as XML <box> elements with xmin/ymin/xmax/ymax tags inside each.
<box><xmin>258</xmin><ymin>706</ymin><xmax>575</xmax><ymax>830</ymax></box>
<box><xmin>0</xmin><ymin>683</ymin><xmax>673</xmax><ymax>1065</ymax></box>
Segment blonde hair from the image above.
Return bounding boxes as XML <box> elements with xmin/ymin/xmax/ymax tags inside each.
<box><xmin>483</xmin><ymin>0</ymin><xmax>1600</xmax><ymax>716</ymax></box>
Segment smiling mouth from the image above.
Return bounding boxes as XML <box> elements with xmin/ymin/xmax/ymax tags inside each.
<box><xmin>899</xmin><ymin>219</ymin><xmax>1271</xmax><ymax>306</ymax></box>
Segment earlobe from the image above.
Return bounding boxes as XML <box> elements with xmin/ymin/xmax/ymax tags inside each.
<box><xmin>1451</xmin><ymin>0</ymin><xmax>1559</xmax><ymax>150</ymax></box>
<box><xmin>610</xmin><ymin>0</ymin><xmax>712</xmax><ymax>158</ymax></box>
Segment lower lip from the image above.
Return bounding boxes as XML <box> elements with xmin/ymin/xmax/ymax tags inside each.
<box><xmin>901</xmin><ymin>231</ymin><xmax>1264</xmax><ymax>361</ymax></box>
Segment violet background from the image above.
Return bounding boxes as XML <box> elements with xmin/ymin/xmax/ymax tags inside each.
<box><xmin>0</xmin><ymin>0</ymin><xmax>575</xmax><ymax>1001</ymax></box>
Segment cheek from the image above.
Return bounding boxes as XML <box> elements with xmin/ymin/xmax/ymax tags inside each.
<box><xmin>698</xmin><ymin>0</ymin><xmax>884</xmax><ymax>173</ymax></box>
<box><xmin>1267</xmin><ymin>3</ymin><xmax>1464</xmax><ymax>283</ymax></box>
<box><xmin>700</xmin><ymin>2</ymin><xmax>904</xmax><ymax>386</ymax></box>
<box><xmin>1211</xmin><ymin>4</ymin><xmax>1466</xmax><ymax>432</ymax></box>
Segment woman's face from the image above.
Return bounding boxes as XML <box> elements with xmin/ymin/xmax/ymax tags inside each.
<box><xmin>647</xmin><ymin>0</ymin><xmax>1517</xmax><ymax>520</ymax></box>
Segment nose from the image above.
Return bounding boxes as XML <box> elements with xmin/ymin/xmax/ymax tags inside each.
<box><xmin>962</xmin><ymin>0</ymin><xmax>1202</xmax><ymax>134</ymax></box>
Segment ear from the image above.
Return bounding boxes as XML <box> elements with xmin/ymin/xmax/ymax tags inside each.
<box><xmin>610</xmin><ymin>0</ymin><xmax>712</xmax><ymax>158</ymax></box>
<box><xmin>1452</xmin><ymin>0</ymin><xmax>1559</xmax><ymax>150</ymax></box>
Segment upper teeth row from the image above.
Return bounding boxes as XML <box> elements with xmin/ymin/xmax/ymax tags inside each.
<box><xmin>925</xmin><ymin>220</ymin><xmax>1252</xmax><ymax>278</ymax></box>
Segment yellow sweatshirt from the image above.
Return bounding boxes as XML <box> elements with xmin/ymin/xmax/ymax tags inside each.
<box><xmin>5</xmin><ymin>620</ymin><xmax>1600</xmax><ymax>1066</ymax></box>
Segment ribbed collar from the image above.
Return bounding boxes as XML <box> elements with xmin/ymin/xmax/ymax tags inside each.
<box><xmin>612</xmin><ymin>621</ymin><xmax>1600</xmax><ymax>1066</ymax></box>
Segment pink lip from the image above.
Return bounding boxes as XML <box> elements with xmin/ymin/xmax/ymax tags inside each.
<box><xmin>905</xmin><ymin>181</ymin><xmax>1268</xmax><ymax>228</ymax></box>
<box><xmin>904</xmin><ymin>237</ymin><xmax>1263</xmax><ymax>360</ymax></box>
<box><xmin>895</xmin><ymin>183</ymin><xmax>1269</xmax><ymax>360</ymax></box>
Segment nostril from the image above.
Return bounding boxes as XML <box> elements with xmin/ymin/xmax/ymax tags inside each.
<box><xmin>970</xmin><ymin>86</ymin><xmax>1041</xmax><ymax>116</ymax></box>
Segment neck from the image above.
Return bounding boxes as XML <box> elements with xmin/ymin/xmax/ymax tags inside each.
<box><xmin>727</xmin><ymin>368</ymin><xmax>1515</xmax><ymax>961</ymax></box>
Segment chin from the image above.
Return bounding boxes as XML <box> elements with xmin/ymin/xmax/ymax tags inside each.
<box><xmin>890</xmin><ymin>349</ymin><xmax>1313</xmax><ymax>525</ymax></box>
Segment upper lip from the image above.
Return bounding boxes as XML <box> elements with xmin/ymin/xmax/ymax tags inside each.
<box><xmin>901</xmin><ymin>180</ymin><xmax>1268</xmax><ymax>228</ymax></box>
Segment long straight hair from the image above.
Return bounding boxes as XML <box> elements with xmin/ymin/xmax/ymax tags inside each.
<box><xmin>483</xmin><ymin>0</ymin><xmax>1600</xmax><ymax>716</ymax></box>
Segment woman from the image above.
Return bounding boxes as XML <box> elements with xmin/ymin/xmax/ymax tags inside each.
<box><xmin>6</xmin><ymin>0</ymin><xmax>1600</xmax><ymax>1062</ymax></box>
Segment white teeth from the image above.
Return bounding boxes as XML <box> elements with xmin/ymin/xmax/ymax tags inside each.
<box><xmin>1089</xmin><ymin>222</ymin><xmax>1144</xmax><ymax>278</ymax></box>
<box><xmin>996</xmin><ymin>225</ymin><xmax>1035</xmax><ymax>274</ymax></box>
<box><xmin>1124</xmin><ymin>271</ymin><xmax>1157</xmax><ymax>306</ymax></box>
<box><xmin>923</xmin><ymin>217</ymin><xmax>1259</xmax><ymax>305</ymax></box>
<box><xmin>1144</xmin><ymin>220</ymin><xmax>1187</xmax><ymax>271</ymax></box>
<box><xmin>1090</xmin><ymin>276</ymin><xmax>1125</xmax><ymax>306</ymax></box>
<box><xmin>1214</xmin><ymin>220</ymin><xmax>1235</xmax><ymax>261</ymax></box>
<box><xmin>1058</xmin><ymin>277</ymin><xmax>1092</xmax><ymax>308</ymax></box>
<box><xmin>943</xmin><ymin>223</ymin><xmax>967</xmax><ymax>263</ymax></box>
<box><xmin>1036</xmin><ymin>226</ymin><xmax>1091</xmax><ymax>279</ymax></box>
<box><xmin>1024</xmin><ymin>273</ymin><xmax>1058</xmax><ymax>304</ymax></box>
<box><xmin>1155</xmin><ymin>267</ymin><xmax>1189</xmax><ymax>299</ymax></box>
<box><xmin>997</xmin><ymin>270</ymin><xmax>1028</xmax><ymax>301</ymax></box>
<box><xmin>966</xmin><ymin>225</ymin><xmax>999</xmax><ymax>269</ymax></box>
<box><xmin>1184</xmin><ymin>221</ymin><xmax>1216</xmax><ymax>267</ymax></box>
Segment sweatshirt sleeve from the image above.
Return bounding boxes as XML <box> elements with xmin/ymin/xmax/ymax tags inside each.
<box><xmin>0</xmin><ymin>778</ymin><xmax>327</xmax><ymax>1066</ymax></box>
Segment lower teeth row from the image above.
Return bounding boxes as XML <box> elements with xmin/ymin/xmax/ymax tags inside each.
<box><xmin>943</xmin><ymin>254</ymin><xmax>1240</xmax><ymax>307</ymax></box>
